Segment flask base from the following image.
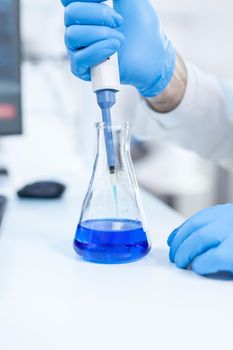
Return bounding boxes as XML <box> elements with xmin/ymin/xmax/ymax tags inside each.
<box><xmin>73</xmin><ymin>219</ymin><xmax>150</xmax><ymax>264</ymax></box>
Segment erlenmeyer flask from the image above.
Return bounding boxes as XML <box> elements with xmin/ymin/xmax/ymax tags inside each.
<box><xmin>74</xmin><ymin>121</ymin><xmax>151</xmax><ymax>264</ymax></box>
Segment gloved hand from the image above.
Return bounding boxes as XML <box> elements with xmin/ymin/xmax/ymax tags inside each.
<box><xmin>60</xmin><ymin>0</ymin><xmax>176</xmax><ymax>97</ymax></box>
<box><xmin>167</xmin><ymin>204</ymin><xmax>233</xmax><ymax>276</ymax></box>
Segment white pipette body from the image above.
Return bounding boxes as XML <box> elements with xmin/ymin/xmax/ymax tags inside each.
<box><xmin>91</xmin><ymin>0</ymin><xmax>120</xmax><ymax>93</ymax></box>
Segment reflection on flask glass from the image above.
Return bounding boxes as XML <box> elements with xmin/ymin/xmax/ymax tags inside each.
<box><xmin>74</xmin><ymin>122</ymin><xmax>151</xmax><ymax>264</ymax></box>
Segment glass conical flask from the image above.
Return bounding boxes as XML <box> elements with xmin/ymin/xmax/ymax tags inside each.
<box><xmin>74</xmin><ymin>121</ymin><xmax>151</xmax><ymax>264</ymax></box>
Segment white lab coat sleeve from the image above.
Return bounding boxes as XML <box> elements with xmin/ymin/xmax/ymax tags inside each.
<box><xmin>133</xmin><ymin>62</ymin><xmax>233</xmax><ymax>169</ymax></box>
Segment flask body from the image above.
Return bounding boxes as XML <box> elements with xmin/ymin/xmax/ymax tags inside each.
<box><xmin>74</xmin><ymin>122</ymin><xmax>150</xmax><ymax>264</ymax></box>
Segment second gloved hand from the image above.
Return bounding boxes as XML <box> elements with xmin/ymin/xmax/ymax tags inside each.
<box><xmin>61</xmin><ymin>0</ymin><xmax>176</xmax><ymax>97</ymax></box>
<box><xmin>168</xmin><ymin>204</ymin><xmax>233</xmax><ymax>276</ymax></box>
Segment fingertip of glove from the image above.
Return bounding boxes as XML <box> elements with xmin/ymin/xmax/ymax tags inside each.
<box><xmin>117</xmin><ymin>32</ymin><xmax>125</xmax><ymax>45</ymax></box>
<box><xmin>175</xmin><ymin>255</ymin><xmax>187</xmax><ymax>269</ymax></box>
<box><xmin>192</xmin><ymin>257</ymin><xmax>214</xmax><ymax>276</ymax></box>
<box><xmin>167</xmin><ymin>228</ymin><xmax>179</xmax><ymax>247</ymax></box>
<box><xmin>169</xmin><ymin>248</ymin><xmax>175</xmax><ymax>263</ymax></box>
<box><xmin>108</xmin><ymin>37</ymin><xmax>124</xmax><ymax>50</ymax></box>
<box><xmin>60</xmin><ymin>0</ymin><xmax>67</xmax><ymax>6</ymax></box>
<box><xmin>113</xmin><ymin>12</ymin><xmax>124</xmax><ymax>27</ymax></box>
<box><xmin>192</xmin><ymin>262</ymin><xmax>208</xmax><ymax>276</ymax></box>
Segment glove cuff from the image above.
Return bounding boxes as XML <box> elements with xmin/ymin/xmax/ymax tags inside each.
<box><xmin>138</xmin><ymin>39</ymin><xmax>177</xmax><ymax>98</ymax></box>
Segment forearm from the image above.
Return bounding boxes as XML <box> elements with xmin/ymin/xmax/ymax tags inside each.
<box><xmin>134</xmin><ymin>62</ymin><xmax>233</xmax><ymax>169</ymax></box>
<box><xmin>145</xmin><ymin>53</ymin><xmax>187</xmax><ymax>113</ymax></box>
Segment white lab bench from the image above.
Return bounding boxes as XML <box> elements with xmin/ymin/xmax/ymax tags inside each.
<box><xmin>0</xmin><ymin>67</ymin><xmax>232</xmax><ymax>350</ymax></box>
<box><xmin>1</xmin><ymin>166</ymin><xmax>233</xmax><ymax>350</ymax></box>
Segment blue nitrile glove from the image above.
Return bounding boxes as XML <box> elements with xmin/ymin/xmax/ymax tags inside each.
<box><xmin>60</xmin><ymin>0</ymin><xmax>176</xmax><ymax>97</ymax></box>
<box><xmin>167</xmin><ymin>204</ymin><xmax>233</xmax><ymax>276</ymax></box>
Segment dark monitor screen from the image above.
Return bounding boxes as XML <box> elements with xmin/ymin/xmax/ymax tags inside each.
<box><xmin>0</xmin><ymin>0</ymin><xmax>22</xmax><ymax>136</ymax></box>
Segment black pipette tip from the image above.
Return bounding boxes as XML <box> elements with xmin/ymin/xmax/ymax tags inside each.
<box><xmin>109</xmin><ymin>166</ymin><xmax>115</xmax><ymax>174</ymax></box>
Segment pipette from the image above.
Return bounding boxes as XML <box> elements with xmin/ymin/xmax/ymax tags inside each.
<box><xmin>91</xmin><ymin>0</ymin><xmax>120</xmax><ymax>209</ymax></box>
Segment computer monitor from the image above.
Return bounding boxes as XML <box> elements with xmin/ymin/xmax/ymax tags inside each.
<box><xmin>0</xmin><ymin>0</ymin><xmax>22</xmax><ymax>136</ymax></box>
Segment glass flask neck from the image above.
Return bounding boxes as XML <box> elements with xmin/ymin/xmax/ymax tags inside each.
<box><xmin>96</xmin><ymin>121</ymin><xmax>132</xmax><ymax>168</ymax></box>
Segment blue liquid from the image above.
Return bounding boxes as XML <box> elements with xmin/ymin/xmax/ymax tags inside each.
<box><xmin>73</xmin><ymin>219</ymin><xmax>150</xmax><ymax>264</ymax></box>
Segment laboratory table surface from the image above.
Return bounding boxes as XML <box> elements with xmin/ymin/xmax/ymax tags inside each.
<box><xmin>0</xmin><ymin>95</ymin><xmax>233</xmax><ymax>350</ymax></box>
<box><xmin>1</xmin><ymin>184</ymin><xmax>233</xmax><ymax>349</ymax></box>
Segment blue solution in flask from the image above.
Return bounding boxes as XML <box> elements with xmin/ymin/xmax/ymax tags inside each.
<box><xmin>74</xmin><ymin>219</ymin><xmax>150</xmax><ymax>264</ymax></box>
